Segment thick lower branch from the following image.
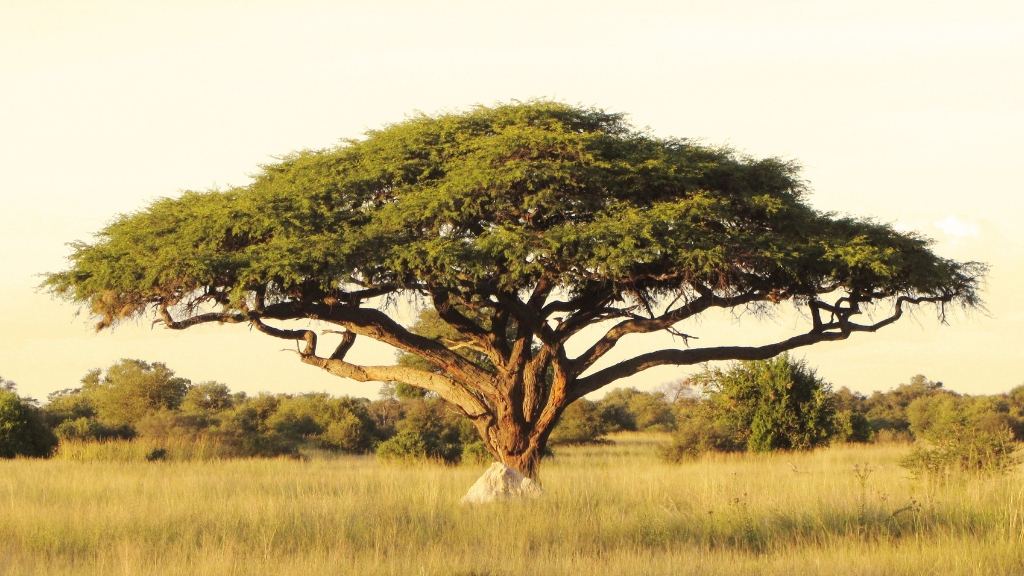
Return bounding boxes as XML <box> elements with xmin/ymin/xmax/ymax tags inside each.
<box><xmin>572</xmin><ymin>330</ymin><xmax>848</xmax><ymax>399</ymax></box>
<box><xmin>570</xmin><ymin>291</ymin><xmax>762</xmax><ymax>376</ymax></box>
<box><xmin>570</xmin><ymin>294</ymin><xmax>943</xmax><ymax>399</ymax></box>
<box><xmin>303</xmin><ymin>355</ymin><xmax>492</xmax><ymax>419</ymax></box>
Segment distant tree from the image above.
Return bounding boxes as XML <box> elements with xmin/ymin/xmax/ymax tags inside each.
<box><xmin>180</xmin><ymin>382</ymin><xmax>235</xmax><ymax>413</ymax></box>
<box><xmin>901</xmin><ymin>392</ymin><xmax>1017</xmax><ymax>474</ymax></box>
<box><xmin>831</xmin><ymin>387</ymin><xmax>873</xmax><ymax>443</ymax></box>
<box><xmin>597</xmin><ymin>388</ymin><xmax>676</xmax><ymax>432</ymax></box>
<box><xmin>1005</xmin><ymin>384</ymin><xmax>1024</xmax><ymax>440</ymax></box>
<box><xmin>594</xmin><ymin>389</ymin><xmax>638</xmax><ymax>432</ymax></box>
<box><xmin>863</xmin><ymin>375</ymin><xmax>946</xmax><ymax>437</ymax></box>
<box><xmin>549</xmin><ymin>399</ymin><xmax>609</xmax><ymax>445</ymax></box>
<box><xmin>0</xmin><ymin>379</ymin><xmax>59</xmax><ymax>458</ymax></box>
<box><xmin>42</xmin><ymin>388</ymin><xmax>97</xmax><ymax>428</ymax></box>
<box><xmin>82</xmin><ymin>359</ymin><xmax>191</xmax><ymax>427</ymax></box>
<box><xmin>44</xmin><ymin>101</ymin><xmax>986</xmax><ymax>478</ymax></box>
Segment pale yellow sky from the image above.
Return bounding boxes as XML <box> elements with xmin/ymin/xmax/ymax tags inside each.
<box><xmin>1</xmin><ymin>1</ymin><xmax>1022</xmax><ymax>401</ymax></box>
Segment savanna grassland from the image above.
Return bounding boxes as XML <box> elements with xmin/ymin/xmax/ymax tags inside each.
<box><xmin>2</xmin><ymin>434</ymin><xmax>1022</xmax><ymax>576</ymax></box>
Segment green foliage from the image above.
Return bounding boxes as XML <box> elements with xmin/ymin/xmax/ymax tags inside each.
<box><xmin>706</xmin><ymin>354</ymin><xmax>836</xmax><ymax>452</ymax></box>
<box><xmin>180</xmin><ymin>382</ymin><xmax>235</xmax><ymax>413</ymax></box>
<box><xmin>597</xmin><ymin>388</ymin><xmax>675</xmax><ymax>432</ymax></box>
<box><xmin>375</xmin><ymin>398</ymin><xmax>467</xmax><ymax>463</ymax></box>
<box><xmin>661</xmin><ymin>398</ymin><xmax>744</xmax><ymax>463</ymax></box>
<box><xmin>81</xmin><ymin>359</ymin><xmax>190</xmax><ymax>427</ymax></box>
<box><xmin>41</xmin><ymin>361</ymin><xmax>381</xmax><ymax>458</ymax></box>
<box><xmin>54</xmin><ymin>417</ymin><xmax>134</xmax><ymax>442</ymax></box>
<box><xmin>863</xmin><ymin>375</ymin><xmax>945</xmax><ymax>436</ymax></box>
<box><xmin>831</xmin><ymin>387</ymin><xmax>874</xmax><ymax>443</ymax></box>
<box><xmin>0</xmin><ymin>381</ymin><xmax>58</xmax><ymax>458</ymax></box>
<box><xmin>549</xmin><ymin>399</ymin><xmax>610</xmax><ymax>445</ymax></box>
<box><xmin>900</xmin><ymin>393</ymin><xmax>1018</xmax><ymax>475</ymax></box>
<box><xmin>832</xmin><ymin>409</ymin><xmax>874</xmax><ymax>444</ymax></box>
<box><xmin>45</xmin><ymin>101</ymin><xmax>983</xmax><ymax>336</ymax></box>
<box><xmin>663</xmin><ymin>355</ymin><xmax>836</xmax><ymax>461</ymax></box>
<box><xmin>1005</xmin><ymin>384</ymin><xmax>1024</xmax><ymax>440</ymax></box>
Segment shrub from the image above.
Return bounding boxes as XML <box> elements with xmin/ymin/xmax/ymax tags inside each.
<box><xmin>461</xmin><ymin>441</ymin><xmax>493</xmax><ymax>465</ymax></box>
<box><xmin>374</xmin><ymin>398</ymin><xmax>464</xmax><ymax>463</ymax></box>
<box><xmin>662</xmin><ymin>355</ymin><xmax>836</xmax><ymax>461</ymax></box>
<box><xmin>597</xmin><ymin>388</ymin><xmax>676</xmax><ymax>432</ymax></box>
<box><xmin>832</xmin><ymin>410</ymin><xmax>874</xmax><ymax>443</ymax></box>
<box><xmin>54</xmin><ymin>417</ymin><xmax>134</xmax><ymax>441</ymax></box>
<box><xmin>703</xmin><ymin>354</ymin><xmax>836</xmax><ymax>452</ymax></box>
<box><xmin>549</xmin><ymin>399</ymin><xmax>609</xmax><ymax>445</ymax></box>
<box><xmin>661</xmin><ymin>403</ymin><xmax>743</xmax><ymax>462</ymax></box>
<box><xmin>0</xmin><ymin>385</ymin><xmax>59</xmax><ymax>458</ymax></box>
<box><xmin>900</xmin><ymin>393</ymin><xmax>1018</xmax><ymax>475</ymax></box>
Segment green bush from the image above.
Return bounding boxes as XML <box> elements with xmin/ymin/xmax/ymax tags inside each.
<box><xmin>180</xmin><ymin>382</ymin><xmax>235</xmax><ymax>413</ymax></box>
<box><xmin>900</xmin><ymin>393</ymin><xmax>1018</xmax><ymax>475</ymax></box>
<box><xmin>549</xmin><ymin>399</ymin><xmax>609</xmax><ymax>445</ymax></box>
<box><xmin>374</xmin><ymin>398</ymin><xmax>465</xmax><ymax>463</ymax></box>
<box><xmin>709</xmin><ymin>354</ymin><xmax>835</xmax><ymax>451</ymax></box>
<box><xmin>0</xmin><ymin>384</ymin><xmax>59</xmax><ymax>458</ymax></box>
<box><xmin>661</xmin><ymin>401</ymin><xmax>743</xmax><ymax>462</ymax></box>
<box><xmin>461</xmin><ymin>441</ymin><xmax>493</xmax><ymax>465</ymax></box>
<box><xmin>597</xmin><ymin>388</ymin><xmax>676</xmax><ymax>432</ymax></box>
<box><xmin>54</xmin><ymin>417</ymin><xmax>134</xmax><ymax>441</ymax></box>
<box><xmin>662</xmin><ymin>355</ymin><xmax>836</xmax><ymax>461</ymax></box>
<box><xmin>82</xmin><ymin>359</ymin><xmax>191</xmax><ymax>427</ymax></box>
<box><xmin>832</xmin><ymin>410</ymin><xmax>874</xmax><ymax>443</ymax></box>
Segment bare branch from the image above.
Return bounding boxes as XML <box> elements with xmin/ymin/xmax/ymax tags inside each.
<box><xmin>327</xmin><ymin>330</ymin><xmax>357</xmax><ymax>361</ymax></box>
<box><xmin>158</xmin><ymin>305</ymin><xmax>246</xmax><ymax>330</ymax></box>
<box><xmin>302</xmin><ymin>355</ymin><xmax>492</xmax><ymax>419</ymax></box>
<box><xmin>570</xmin><ymin>293</ymin><xmax>945</xmax><ymax>399</ymax></box>
<box><xmin>569</xmin><ymin>290</ymin><xmax>761</xmax><ymax>376</ymax></box>
<box><xmin>250</xmin><ymin>317</ymin><xmax>317</xmax><ymax>356</ymax></box>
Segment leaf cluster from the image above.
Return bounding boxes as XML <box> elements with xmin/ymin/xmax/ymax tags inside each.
<box><xmin>43</xmin><ymin>101</ymin><xmax>984</xmax><ymax>331</ymax></box>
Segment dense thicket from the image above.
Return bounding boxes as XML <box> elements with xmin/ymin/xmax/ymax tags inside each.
<box><xmin>0</xmin><ymin>378</ymin><xmax>58</xmax><ymax>458</ymax></box>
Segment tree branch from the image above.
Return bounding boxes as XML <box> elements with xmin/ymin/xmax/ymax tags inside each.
<box><xmin>570</xmin><ymin>293</ymin><xmax>945</xmax><ymax>399</ymax></box>
<box><xmin>250</xmin><ymin>316</ymin><xmax>317</xmax><ymax>356</ymax></box>
<box><xmin>569</xmin><ymin>290</ymin><xmax>762</xmax><ymax>376</ymax></box>
<box><xmin>158</xmin><ymin>305</ymin><xmax>247</xmax><ymax>330</ymax></box>
<box><xmin>430</xmin><ymin>288</ymin><xmax>508</xmax><ymax>368</ymax></box>
<box><xmin>302</xmin><ymin>355</ymin><xmax>492</xmax><ymax>419</ymax></box>
<box><xmin>281</xmin><ymin>303</ymin><xmax>504</xmax><ymax>399</ymax></box>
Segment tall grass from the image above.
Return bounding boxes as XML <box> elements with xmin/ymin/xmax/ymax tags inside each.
<box><xmin>55</xmin><ymin>436</ymin><xmax>235</xmax><ymax>462</ymax></box>
<box><xmin>2</xmin><ymin>433</ymin><xmax>1022</xmax><ymax>575</ymax></box>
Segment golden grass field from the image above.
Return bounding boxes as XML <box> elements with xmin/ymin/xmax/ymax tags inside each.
<box><xmin>2</xmin><ymin>434</ymin><xmax>1022</xmax><ymax>575</ymax></box>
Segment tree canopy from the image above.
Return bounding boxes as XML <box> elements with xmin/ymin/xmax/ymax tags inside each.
<box><xmin>45</xmin><ymin>101</ymin><xmax>985</xmax><ymax>476</ymax></box>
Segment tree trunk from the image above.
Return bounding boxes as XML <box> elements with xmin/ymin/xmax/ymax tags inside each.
<box><xmin>473</xmin><ymin>409</ymin><xmax>554</xmax><ymax>481</ymax></box>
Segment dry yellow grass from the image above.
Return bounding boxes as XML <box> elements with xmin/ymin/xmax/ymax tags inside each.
<box><xmin>1</xmin><ymin>434</ymin><xmax>1022</xmax><ymax>575</ymax></box>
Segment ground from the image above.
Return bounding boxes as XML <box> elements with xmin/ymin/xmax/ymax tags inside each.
<box><xmin>2</xmin><ymin>434</ymin><xmax>1022</xmax><ymax>575</ymax></box>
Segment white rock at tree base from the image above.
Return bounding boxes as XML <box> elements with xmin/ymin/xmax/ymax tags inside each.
<box><xmin>461</xmin><ymin>462</ymin><xmax>544</xmax><ymax>504</ymax></box>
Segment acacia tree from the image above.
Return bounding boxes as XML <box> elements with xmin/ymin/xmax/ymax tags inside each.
<box><xmin>46</xmin><ymin>102</ymin><xmax>983</xmax><ymax>478</ymax></box>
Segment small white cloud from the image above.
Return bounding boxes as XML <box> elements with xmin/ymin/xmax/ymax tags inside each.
<box><xmin>934</xmin><ymin>215</ymin><xmax>979</xmax><ymax>238</ymax></box>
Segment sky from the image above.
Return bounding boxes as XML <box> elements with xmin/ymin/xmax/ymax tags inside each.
<box><xmin>1</xmin><ymin>1</ymin><xmax>1022</xmax><ymax>402</ymax></box>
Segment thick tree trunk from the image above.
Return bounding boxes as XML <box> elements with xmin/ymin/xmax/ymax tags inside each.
<box><xmin>495</xmin><ymin>443</ymin><xmax>542</xmax><ymax>480</ymax></box>
<box><xmin>473</xmin><ymin>409</ymin><xmax>555</xmax><ymax>481</ymax></box>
